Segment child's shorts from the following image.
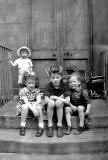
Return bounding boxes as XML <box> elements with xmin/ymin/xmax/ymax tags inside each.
<box><xmin>64</xmin><ymin>105</ymin><xmax>86</xmax><ymax>116</ymax></box>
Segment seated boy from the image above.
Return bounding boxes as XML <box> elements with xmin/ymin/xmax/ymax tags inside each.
<box><xmin>44</xmin><ymin>65</ymin><xmax>70</xmax><ymax>138</ymax></box>
<box><xmin>65</xmin><ymin>72</ymin><xmax>91</xmax><ymax>135</ymax></box>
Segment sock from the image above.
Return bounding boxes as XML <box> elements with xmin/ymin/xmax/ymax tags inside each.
<box><xmin>21</xmin><ymin>122</ymin><xmax>26</xmax><ymax>127</ymax></box>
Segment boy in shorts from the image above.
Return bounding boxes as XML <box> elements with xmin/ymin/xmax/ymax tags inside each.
<box><xmin>44</xmin><ymin>65</ymin><xmax>70</xmax><ymax>138</ymax></box>
<box><xmin>65</xmin><ymin>72</ymin><xmax>91</xmax><ymax>135</ymax></box>
<box><xmin>17</xmin><ymin>72</ymin><xmax>44</xmax><ymax>137</ymax></box>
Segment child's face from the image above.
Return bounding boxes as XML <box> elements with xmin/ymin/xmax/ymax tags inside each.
<box><xmin>50</xmin><ymin>73</ymin><xmax>62</xmax><ymax>88</ymax></box>
<box><xmin>68</xmin><ymin>75</ymin><xmax>80</xmax><ymax>90</ymax></box>
<box><xmin>26</xmin><ymin>79</ymin><xmax>35</xmax><ymax>91</ymax></box>
<box><xmin>20</xmin><ymin>49</ymin><xmax>28</xmax><ymax>58</ymax></box>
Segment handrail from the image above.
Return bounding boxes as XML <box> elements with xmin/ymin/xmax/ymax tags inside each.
<box><xmin>0</xmin><ymin>46</ymin><xmax>13</xmax><ymax>107</ymax></box>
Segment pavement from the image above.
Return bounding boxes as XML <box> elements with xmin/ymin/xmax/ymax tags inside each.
<box><xmin>0</xmin><ymin>153</ymin><xmax>108</xmax><ymax>160</ymax></box>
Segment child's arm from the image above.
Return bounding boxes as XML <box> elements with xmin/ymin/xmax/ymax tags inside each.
<box><xmin>8</xmin><ymin>53</ymin><xmax>14</xmax><ymax>66</ymax></box>
<box><xmin>68</xmin><ymin>102</ymin><xmax>77</xmax><ymax>111</ymax></box>
<box><xmin>8</xmin><ymin>55</ymin><xmax>18</xmax><ymax>67</ymax></box>
<box><xmin>28</xmin><ymin>59</ymin><xmax>33</xmax><ymax>72</ymax></box>
<box><xmin>82</xmin><ymin>90</ymin><xmax>91</xmax><ymax>115</ymax></box>
<box><xmin>50</xmin><ymin>95</ymin><xmax>70</xmax><ymax>105</ymax></box>
<box><xmin>34</xmin><ymin>94</ymin><xmax>41</xmax><ymax>105</ymax></box>
<box><xmin>20</xmin><ymin>96</ymin><xmax>32</xmax><ymax>108</ymax></box>
<box><xmin>85</xmin><ymin>103</ymin><xmax>91</xmax><ymax>115</ymax></box>
<box><xmin>45</xmin><ymin>95</ymin><xmax>54</xmax><ymax>104</ymax></box>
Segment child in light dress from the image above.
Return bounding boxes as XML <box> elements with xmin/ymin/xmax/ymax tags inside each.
<box><xmin>9</xmin><ymin>46</ymin><xmax>33</xmax><ymax>88</ymax></box>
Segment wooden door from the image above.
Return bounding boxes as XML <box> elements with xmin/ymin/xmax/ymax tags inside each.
<box><xmin>30</xmin><ymin>0</ymin><xmax>90</xmax><ymax>88</ymax></box>
<box><xmin>31</xmin><ymin>0</ymin><xmax>61</xmax><ymax>89</ymax></box>
<box><xmin>61</xmin><ymin>0</ymin><xmax>90</xmax><ymax>75</ymax></box>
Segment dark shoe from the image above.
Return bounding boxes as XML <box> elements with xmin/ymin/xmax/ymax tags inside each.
<box><xmin>46</xmin><ymin>127</ymin><xmax>54</xmax><ymax>137</ymax></box>
<box><xmin>36</xmin><ymin>127</ymin><xmax>43</xmax><ymax>137</ymax></box>
<box><xmin>20</xmin><ymin>127</ymin><xmax>25</xmax><ymax>136</ymax></box>
<box><xmin>84</xmin><ymin>114</ymin><xmax>91</xmax><ymax>130</ymax></box>
<box><xmin>85</xmin><ymin>114</ymin><xmax>91</xmax><ymax>122</ymax></box>
<box><xmin>57</xmin><ymin>126</ymin><xmax>63</xmax><ymax>138</ymax></box>
<box><xmin>74</xmin><ymin>126</ymin><xmax>85</xmax><ymax>135</ymax></box>
<box><xmin>64</xmin><ymin>127</ymin><xmax>71</xmax><ymax>135</ymax></box>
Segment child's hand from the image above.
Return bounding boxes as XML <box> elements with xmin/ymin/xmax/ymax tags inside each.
<box><xmin>85</xmin><ymin>110</ymin><xmax>90</xmax><ymax>115</ymax></box>
<box><xmin>71</xmin><ymin>105</ymin><xmax>77</xmax><ymax>111</ymax></box>
<box><xmin>50</xmin><ymin>96</ymin><xmax>58</xmax><ymax>100</ymax></box>
<box><xmin>8</xmin><ymin>52</ymin><xmax>12</xmax><ymax>60</ymax></box>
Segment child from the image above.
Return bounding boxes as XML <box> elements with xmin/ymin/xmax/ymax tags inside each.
<box><xmin>17</xmin><ymin>72</ymin><xmax>44</xmax><ymax>137</ymax></box>
<box><xmin>44</xmin><ymin>65</ymin><xmax>70</xmax><ymax>138</ymax></box>
<box><xmin>65</xmin><ymin>72</ymin><xmax>91</xmax><ymax>135</ymax></box>
<box><xmin>8</xmin><ymin>46</ymin><xmax>33</xmax><ymax>88</ymax></box>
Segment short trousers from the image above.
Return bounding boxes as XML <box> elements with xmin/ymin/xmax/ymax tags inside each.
<box><xmin>64</xmin><ymin>104</ymin><xmax>86</xmax><ymax>116</ymax></box>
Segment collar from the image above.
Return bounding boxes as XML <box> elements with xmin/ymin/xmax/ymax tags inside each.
<box><xmin>50</xmin><ymin>81</ymin><xmax>64</xmax><ymax>90</ymax></box>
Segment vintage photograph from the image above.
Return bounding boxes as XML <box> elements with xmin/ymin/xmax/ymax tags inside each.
<box><xmin>0</xmin><ymin>0</ymin><xmax>108</xmax><ymax>159</ymax></box>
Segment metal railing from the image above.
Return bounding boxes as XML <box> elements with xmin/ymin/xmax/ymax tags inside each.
<box><xmin>0</xmin><ymin>46</ymin><xmax>13</xmax><ymax>107</ymax></box>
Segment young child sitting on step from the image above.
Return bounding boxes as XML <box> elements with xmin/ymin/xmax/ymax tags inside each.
<box><xmin>44</xmin><ymin>65</ymin><xmax>70</xmax><ymax>138</ymax></box>
<box><xmin>8</xmin><ymin>46</ymin><xmax>33</xmax><ymax>89</ymax></box>
<box><xmin>65</xmin><ymin>72</ymin><xmax>91</xmax><ymax>135</ymax></box>
<box><xmin>17</xmin><ymin>72</ymin><xmax>44</xmax><ymax>137</ymax></box>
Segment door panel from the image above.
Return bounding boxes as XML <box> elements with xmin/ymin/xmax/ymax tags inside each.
<box><xmin>61</xmin><ymin>0</ymin><xmax>90</xmax><ymax>75</ymax></box>
<box><xmin>33</xmin><ymin>60</ymin><xmax>57</xmax><ymax>89</ymax></box>
<box><xmin>32</xmin><ymin>22</ymin><xmax>57</xmax><ymax>50</ymax></box>
<box><xmin>31</xmin><ymin>0</ymin><xmax>60</xmax><ymax>88</ymax></box>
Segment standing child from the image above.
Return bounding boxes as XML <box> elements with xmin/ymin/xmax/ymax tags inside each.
<box><xmin>8</xmin><ymin>46</ymin><xmax>33</xmax><ymax>89</ymax></box>
<box><xmin>65</xmin><ymin>72</ymin><xmax>91</xmax><ymax>135</ymax></box>
<box><xmin>17</xmin><ymin>72</ymin><xmax>44</xmax><ymax>137</ymax></box>
<box><xmin>44</xmin><ymin>65</ymin><xmax>70</xmax><ymax>138</ymax></box>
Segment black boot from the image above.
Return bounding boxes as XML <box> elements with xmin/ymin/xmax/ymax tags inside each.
<box><xmin>20</xmin><ymin>127</ymin><xmax>25</xmax><ymax>136</ymax></box>
<box><xmin>46</xmin><ymin>127</ymin><xmax>54</xmax><ymax>137</ymax></box>
<box><xmin>57</xmin><ymin>126</ymin><xmax>63</xmax><ymax>138</ymax></box>
<box><xmin>64</xmin><ymin>126</ymin><xmax>71</xmax><ymax>135</ymax></box>
<box><xmin>74</xmin><ymin>126</ymin><xmax>85</xmax><ymax>135</ymax></box>
<box><xmin>36</xmin><ymin>127</ymin><xmax>43</xmax><ymax>137</ymax></box>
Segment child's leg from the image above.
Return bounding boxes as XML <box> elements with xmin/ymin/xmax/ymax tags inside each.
<box><xmin>77</xmin><ymin>105</ymin><xmax>85</xmax><ymax>127</ymax></box>
<box><xmin>21</xmin><ymin>104</ymin><xmax>29</xmax><ymax>127</ymax></box>
<box><xmin>64</xmin><ymin>106</ymin><xmax>72</xmax><ymax>135</ymax></box>
<box><xmin>55</xmin><ymin>100</ymin><xmax>64</xmax><ymax>137</ymax></box>
<box><xmin>33</xmin><ymin>104</ymin><xmax>44</xmax><ymax>137</ymax></box>
<box><xmin>47</xmin><ymin>100</ymin><xmax>55</xmax><ymax>127</ymax></box>
<box><xmin>20</xmin><ymin>104</ymin><xmax>29</xmax><ymax>136</ymax></box>
<box><xmin>55</xmin><ymin>100</ymin><xmax>64</xmax><ymax>127</ymax></box>
<box><xmin>35</xmin><ymin>105</ymin><xmax>44</xmax><ymax>129</ymax></box>
<box><xmin>65</xmin><ymin>106</ymin><xmax>72</xmax><ymax>127</ymax></box>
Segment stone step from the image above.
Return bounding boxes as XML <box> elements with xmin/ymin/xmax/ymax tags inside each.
<box><xmin>0</xmin><ymin>114</ymin><xmax>108</xmax><ymax>129</ymax></box>
<box><xmin>0</xmin><ymin>99</ymin><xmax>108</xmax><ymax>129</ymax></box>
<box><xmin>0</xmin><ymin>128</ymin><xmax>108</xmax><ymax>154</ymax></box>
<box><xmin>0</xmin><ymin>152</ymin><xmax>108</xmax><ymax>160</ymax></box>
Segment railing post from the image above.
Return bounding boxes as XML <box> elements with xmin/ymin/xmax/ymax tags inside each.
<box><xmin>0</xmin><ymin>46</ymin><xmax>13</xmax><ymax>107</ymax></box>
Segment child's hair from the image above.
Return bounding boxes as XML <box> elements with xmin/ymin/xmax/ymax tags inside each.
<box><xmin>48</xmin><ymin>65</ymin><xmax>63</xmax><ymax>76</ymax></box>
<box><xmin>22</xmin><ymin>72</ymin><xmax>39</xmax><ymax>87</ymax></box>
<box><xmin>68</xmin><ymin>72</ymin><xmax>82</xmax><ymax>82</ymax></box>
<box><xmin>65</xmin><ymin>66</ymin><xmax>77</xmax><ymax>75</ymax></box>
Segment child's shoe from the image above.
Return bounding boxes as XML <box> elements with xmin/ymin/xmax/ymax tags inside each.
<box><xmin>36</xmin><ymin>127</ymin><xmax>43</xmax><ymax>137</ymax></box>
<box><xmin>46</xmin><ymin>127</ymin><xmax>54</xmax><ymax>137</ymax></box>
<box><xmin>84</xmin><ymin>114</ymin><xmax>91</xmax><ymax>130</ymax></box>
<box><xmin>74</xmin><ymin>126</ymin><xmax>85</xmax><ymax>135</ymax></box>
<box><xmin>20</xmin><ymin>127</ymin><xmax>25</xmax><ymax>136</ymax></box>
<box><xmin>57</xmin><ymin>126</ymin><xmax>63</xmax><ymax>138</ymax></box>
<box><xmin>85</xmin><ymin>113</ymin><xmax>91</xmax><ymax>122</ymax></box>
<box><xmin>64</xmin><ymin>126</ymin><xmax>71</xmax><ymax>135</ymax></box>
